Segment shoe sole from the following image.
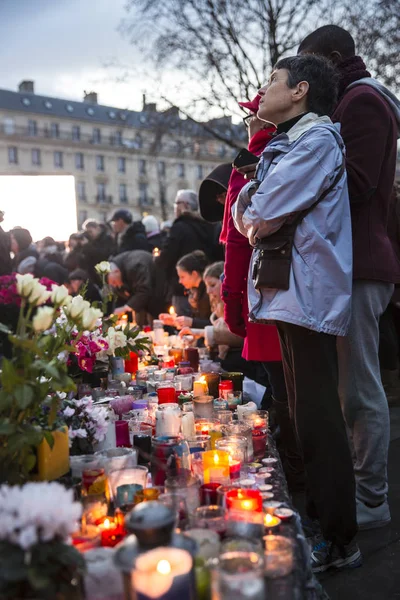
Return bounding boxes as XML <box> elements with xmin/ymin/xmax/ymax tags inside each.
<box><xmin>358</xmin><ymin>517</ymin><xmax>391</xmax><ymax>531</ymax></box>
<box><xmin>311</xmin><ymin>549</ymin><xmax>363</xmax><ymax>573</ymax></box>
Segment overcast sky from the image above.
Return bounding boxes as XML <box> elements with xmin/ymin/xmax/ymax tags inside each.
<box><xmin>0</xmin><ymin>0</ymin><xmax>167</xmax><ymax>111</ymax></box>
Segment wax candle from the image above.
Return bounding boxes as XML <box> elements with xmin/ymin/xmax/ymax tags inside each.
<box><xmin>237</xmin><ymin>402</ymin><xmax>258</xmax><ymax>421</ymax></box>
<box><xmin>220</xmin><ymin>372</ymin><xmax>244</xmax><ymax>393</ymax></box>
<box><xmin>108</xmin><ymin>467</ymin><xmax>148</xmax><ymax>503</ymax></box>
<box><xmin>157</xmin><ymin>383</ymin><xmax>176</xmax><ymax>404</ymax></box>
<box><xmin>200</xmin><ymin>482</ymin><xmax>221</xmax><ymax>506</ymax></box>
<box><xmin>215</xmin><ymin>436</ymin><xmax>247</xmax><ymax>479</ymax></box>
<box><xmin>193</xmin><ymin>376</ymin><xmax>209</xmax><ymax>397</ymax></box>
<box><xmin>193</xmin><ymin>396</ymin><xmax>214</xmax><ymax>419</ymax></box>
<box><xmin>244</xmin><ymin>411</ymin><xmax>269</xmax><ymax>461</ymax></box>
<box><xmin>100</xmin><ymin>517</ymin><xmax>126</xmax><ymax>548</ymax></box>
<box><xmin>202</xmin><ymin>372</ymin><xmax>220</xmax><ymax>399</ymax></box>
<box><xmin>169</xmin><ymin>347</ymin><xmax>184</xmax><ymax>365</ymax></box>
<box><xmin>131</xmin><ymin>547</ymin><xmax>193</xmax><ymax>600</ymax></box>
<box><xmin>274</xmin><ymin>508</ymin><xmax>294</xmax><ymax>521</ymax></box>
<box><xmin>219</xmin><ymin>380</ymin><xmax>233</xmax><ymax>400</ymax></box>
<box><xmin>226</xmin><ymin>489</ymin><xmax>263</xmax><ymax>513</ymax></box>
<box><xmin>228</xmin><ymin>458</ymin><xmax>241</xmax><ymax>481</ymax></box>
<box><xmin>182</xmin><ymin>412</ymin><xmax>195</xmax><ymax>439</ymax></box>
<box><xmin>155</xmin><ymin>405</ymin><xmax>181</xmax><ymax>436</ymax></box>
<box><xmin>125</xmin><ymin>351</ymin><xmax>139</xmax><ymax>374</ymax></box>
<box><xmin>72</xmin><ymin>524</ymin><xmax>101</xmax><ymax>552</ymax></box>
<box><xmin>202</xmin><ymin>450</ymin><xmax>230</xmax><ymax>484</ymax></box>
<box><xmin>115</xmin><ymin>420</ymin><xmax>131</xmax><ymax>448</ymax></box>
<box><xmin>264</xmin><ymin>513</ymin><xmax>281</xmax><ymax>533</ymax></box>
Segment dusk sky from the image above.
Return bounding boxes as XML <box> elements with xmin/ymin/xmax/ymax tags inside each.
<box><xmin>0</xmin><ymin>0</ymin><xmax>179</xmax><ymax>112</ymax></box>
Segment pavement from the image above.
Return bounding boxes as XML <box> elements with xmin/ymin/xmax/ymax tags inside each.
<box><xmin>312</xmin><ymin>402</ymin><xmax>400</xmax><ymax>600</ymax></box>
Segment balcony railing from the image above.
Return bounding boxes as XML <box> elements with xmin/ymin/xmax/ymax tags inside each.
<box><xmin>96</xmin><ymin>195</ymin><xmax>113</xmax><ymax>205</ymax></box>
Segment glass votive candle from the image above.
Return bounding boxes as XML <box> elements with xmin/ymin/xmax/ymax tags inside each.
<box><xmin>182</xmin><ymin>401</ymin><xmax>194</xmax><ymax>413</ymax></box>
<box><xmin>214</xmin><ymin>398</ymin><xmax>229</xmax><ymax>410</ymax></box>
<box><xmin>216</xmin><ymin>484</ymin><xmax>241</xmax><ymax>508</ymax></box>
<box><xmin>155</xmin><ymin>404</ymin><xmax>181</xmax><ymax>436</ymax></box>
<box><xmin>130</xmin><ymin>422</ymin><xmax>152</xmax><ymax>466</ymax></box>
<box><xmin>115</xmin><ymin>420</ymin><xmax>131</xmax><ymax>448</ymax></box>
<box><xmin>263</xmin><ymin>513</ymin><xmax>281</xmax><ymax>534</ymax></box>
<box><xmin>215</xmin><ymin>436</ymin><xmax>247</xmax><ymax>481</ymax></box>
<box><xmin>193</xmin><ymin>375</ymin><xmax>209</xmax><ymax>397</ymax></box>
<box><xmin>220</xmin><ymin>372</ymin><xmax>244</xmax><ymax>393</ymax></box>
<box><xmin>153</xmin><ymin>369</ymin><xmax>167</xmax><ymax>382</ymax></box>
<box><xmin>158</xmin><ymin>492</ymin><xmax>188</xmax><ymax>529</ymax></box>
<box><xmin>202</xmin><ymin>450</ymin><xmax>230</xmax><ymax>485</ymax></box>
<box><xmin>214</xmin><ymin>551</ymin><xmax>265</xmax><ymax>599</ymax></box>
<box><xmin>156</xmin><ymin>381</ymin><xmax>176</xmax><ymax>404</ymax></box>
<box><xmin>165</xmin><ymin>473</ymin><xmax>201</xmax><ymax>514</ymax></box>
<box><xmin>222</xmin><ymin>423</ymin><xmax>254</xmax><ymax>463</ymax></box>
<box><xmin>188</xmin><ymin>435</ymin><xmax>212</xmax><ymax>453</ymax></box>
<box><xmin>226</xmin><ymin>391</ymin><xmax>243</xmax><ymax>410</ymax></box>
<box><xmin>243</xmin><ymin>411</ymin><xmax>268</xmax><ymax>461</ymax></box>
<box><xmin>95</xmin><ymin>447</ymin><xmax>138</xmax><ymax>474</ymax></box>
<box><xmin>219</xmin><ymin>379</ymin><xmax>233</xmax><ymax>400</ymax></box>
<box><xmin>175</xmin><ymin>373</ymin><xmax>193</xmax><ymax>393</ymax></box>
<box><xmin>195</xmin><ymin>418</ymin><xmax>222</xmax><ymax>449</ymax></box>
<box><xmin>169</xmin><ymin>347</ymin><xmax>184</xmax><ymax>365</ymax></box>
<box><xmin>70</xmin><ymin>455</ymin><xmax>103</xmax><ymax>480</ymax></box>
<box><xmin>201</xmin><ymin>372</ymin><xmax>220</xmax><ymax>398</ymax></box>
<box><xmin>108</xmin><ymin>466</ymin><xmax>148</xmax><ymax>503</ymax></box>
<box><xmin>131</xmin><ymin>547</ymin><xmax>193</xmax><ymax>599</ymax></box>
<box><xmin>226</xmin><ymin>489</ymin><xmax>263</xmax><ymax>513</ymax></box>
<box><xmin>184</xmin><ymin>347</ymin><xmax>200</xmax><ymax>372</ymax></box>
<box><xmin>263</xmin><ymin>535</ymin><xmax>294</xmax><ymax>578</ymax></box>
<box><xmin>215</xmin><ymin>410</ymin><xmax>233</xmax><ymax>425</ymax></box>
<box><xmin>193</xmin><ymin>395</ymin><xmax>214</xmax><ymax>419</ymax></box>
<box><xmin>151</xmin><ymin>436</ymin><xmax>190</xmax><ymax>486</ymax></box>
<box><xmin>190</xmin><ymin>505</ymin><xmax>227</xmax><ymax>537</ymax></box>
<box><xmin>200</xmin><ymin>482</ymin><xmax>221</xmax><ymax>506</ymax></box>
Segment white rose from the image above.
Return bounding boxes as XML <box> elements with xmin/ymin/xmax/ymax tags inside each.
<box><xmin>95</xmin><ymin>261</ymin><xmax>111</xmax><ymax>275</ymax></box>
<box><xmin>51</xmin><ymin>284</ymin><xmax>70</xmax><ymax>306</ymax></box>
<box><xmin>32</xmin><ymin>306</ymin><xmax>54</xmax><ymax>332</ymax></box>
<box><xmin>106</xmin><ymin>326</ymin><xmax>127</xmax><ymax>354</ymax></box>
<box><xmin>82</xmin><ymin>307</ymin><xmax>103</xmax><ymax>330</ymax></box>
<box><xmin>15</xmin><ymin>273</ymin><xmax>37</xmax><ymax>298</ymax></box>
<box><xmin>29</xmin><ymin>282</ymin><xmax>51</xmax><ymax>306</ymax></box>
<box><xmin>68</xmin><ymin>296</ymin><xmax>90</xmax><ymax>319</ymax></box>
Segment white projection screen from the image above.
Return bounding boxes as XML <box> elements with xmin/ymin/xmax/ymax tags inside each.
<box><xmin>0</xmin><ymin>175</ymin><xmax>77</xmax><ymax>242</ymax></box>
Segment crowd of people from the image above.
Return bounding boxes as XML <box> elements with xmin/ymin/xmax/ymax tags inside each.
<box><xmin>1</xmin><ymin>24</ymin><xmax>400</xmax><ymax>574</ymax></box>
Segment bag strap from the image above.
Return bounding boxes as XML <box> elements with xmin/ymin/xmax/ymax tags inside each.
<box><xmin>289</xmin><ymin>155</ymin><xmax>346</xmax><ymax>228</ymax></box>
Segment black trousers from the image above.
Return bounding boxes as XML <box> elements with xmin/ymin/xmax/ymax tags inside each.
<box><xmin>276</xmin><ymin>321</ymin><xmax>357</xmax><ymax>546</ymax></box>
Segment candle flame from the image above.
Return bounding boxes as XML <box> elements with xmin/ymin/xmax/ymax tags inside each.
<box><xmin>103</xmin><ymin>518</ymin><xmax>111</xmax><ymax>529</ymax></box>
<box><xmin>169</xmin><ymin>306</ymin><xmax>176</xmax><ymax>316</ymax></box>
<box><xmin>157</xmin><ymin>560</ymin><xmax>172</xmax><ymax>575</ymax></box>
<box><xmin>213</xmin><ymin>453</ymin><xmax>219</xmax><ymax>465</ymax></box>
<box><xmin>242</xmin><ymin>500</ymin><xmax>253</xmax><ymax>510</ymax></box>
<box><xmin>264</xmin><ymin>514</ymin><xmax>274</xmax><ymax>525</ymax></box>
<box><xmin>153</xmin><ymin>247</ymin><xmax>161</xmax><ymax>257</ymax></box>
<box><xmin>199</xmin><ymin>375</ymin><xmax>207</xmax><ymax>383</ymax></box>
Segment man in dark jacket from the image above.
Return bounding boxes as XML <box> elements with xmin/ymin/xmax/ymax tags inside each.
<box><xmin>108</xmin><ymin>250</ymin><xmax>164</xmax><ymax>326</ymax></box>
<box><xmin>299</xmin><ymin>25</ymin><xmax>400</xmax><ymax>532</ymax></box>
<box><xmin>81</xmin><ymin>220</ymin><xmax>115</xmax><ymax>283</ymax></box>
<box><xmin>0</xmin><ymin>211</ymin><xmax>12</xmax><ymax>276</ymax></box>
<box><xmin>110</xmin><ymin>209</ymin><xmax>150</xmax><ymax>254</ymax></box>
<box><xmin>156</xmin><ymin>189</ymin><xmax>222</xmax><ymax>314</ymax></box>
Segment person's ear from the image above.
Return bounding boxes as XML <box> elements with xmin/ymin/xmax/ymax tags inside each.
<box><xmin>329</xmin><ymin>51</ymin><xmax>342</xmax><ymax>65</ymax></box>
<box><xmin>292</xmin><ymin>81</ymin><xmax>309</xmax><ymax>103</ymax></box>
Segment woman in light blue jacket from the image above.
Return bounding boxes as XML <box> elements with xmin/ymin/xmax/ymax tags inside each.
<box><xmin>233</xmin><ymin>55</ymin><xmax>361</xmax><ymax>573</ymax></box>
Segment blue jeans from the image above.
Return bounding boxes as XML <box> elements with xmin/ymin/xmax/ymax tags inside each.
<box><xmin>337</xmin><ymin>280</ymin><xmax>394</xmax><ymax>505</ymax></box>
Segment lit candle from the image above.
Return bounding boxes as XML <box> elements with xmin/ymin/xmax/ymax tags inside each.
<box><xmin>264</xmin><ymin>513</ymin><xmax>281</xmax><ymax>533</ymax></box>
<box><xmin>169</xmin><ymin>305</ymin><xmax>176</xmax><ymax>317</ymax></box>
<box><xmin>100</xmin><ymin>517</ymin><xmax>126</xmax><ymax>548</ymax></box>
<box><xmin>202</xmin><ymin>450</ymin><xmax>230</xmax><ymax>484</ymax></box>
<box><xmin>131</xmin><ymin>547</ymin><xmax>193</xmax><ymax>600</ymax></box>
<box><xmin>193</xmin><ymin>376</ymin><xmax>209</xmax><ymax>397</ymax></box>
<box><xmin>226</xmin><ymin>489</ymin><xmax>263</xmax><ymax>513</ymax></box>
<box><xmin>228</xmin><ymin>457</ymin><xmax>241</xmax><ymax>481</ymax></box>
<box><xmin>152</xmin><ymin>247</ymin><xmax>161</xmax><ymax>258</ymax></box>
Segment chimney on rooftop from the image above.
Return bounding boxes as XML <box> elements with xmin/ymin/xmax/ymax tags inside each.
<box><xmin>84</xmin><ymin>91</ymin><xmax>98</xmax><ymax>104</ymax></box>
<box><xmin>18</xmin><ymin>80</ymin><xmax>34</xmax><ymax>94</ymax></box>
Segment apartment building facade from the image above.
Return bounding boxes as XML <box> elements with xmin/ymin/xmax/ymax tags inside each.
<box><xmin>0</xmin><ymin>81</ymin><xmax>240</xmax><ymax>227</ymax></box>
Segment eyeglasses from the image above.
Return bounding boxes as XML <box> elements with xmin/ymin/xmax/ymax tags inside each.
<box><xmin>242</xmin><ymin>114</ymin><xmax>254</xmax><ymax>129</ymax></box>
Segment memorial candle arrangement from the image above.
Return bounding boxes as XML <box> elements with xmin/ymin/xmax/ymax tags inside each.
<box><xmin>244</xmin><ymin>411</ymin><xmax>269</xmax><ymax>461</ymax></box>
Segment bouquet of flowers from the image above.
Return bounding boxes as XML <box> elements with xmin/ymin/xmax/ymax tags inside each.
<box><xmin>62</xmin><ymin>396</ymin><xmax>109</xmax><ymax>455</ymax></box>
<box><xmin>0</xmin><ymin>482</ymin><xmax>85</xmax><ymax>599</ymax></box>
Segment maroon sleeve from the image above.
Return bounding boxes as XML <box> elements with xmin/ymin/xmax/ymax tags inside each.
<box><xmin>337</xmin><ymin>88</ymin><xmax>393</xmax><ymax>206</ymax></box>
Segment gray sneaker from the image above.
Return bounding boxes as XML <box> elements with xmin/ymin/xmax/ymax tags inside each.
<box><xmin>311</xmin><ymin>539</ymin><xmax>362</xmax><ymax>573</ymax></box>
<box><xmin>356</xmin><ymin>498</ymin><xmax>391</xmax><ymax>530</ymax></box>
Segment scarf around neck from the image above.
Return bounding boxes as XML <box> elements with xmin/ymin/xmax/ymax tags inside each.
<box><xmin>337</xmin><ymin>55</ymin><xmax>371</xmax><ymax>99</ymax></box>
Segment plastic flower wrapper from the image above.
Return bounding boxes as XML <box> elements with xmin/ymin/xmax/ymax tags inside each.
<box><xmin>62</xmin><ymin>396</ymin><xmax>109</xmax><ymax>454</ymax></box>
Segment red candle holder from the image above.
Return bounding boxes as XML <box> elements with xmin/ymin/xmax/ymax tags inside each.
<box><xmin>99</xmin><ymin>517</ymin><xmax>126</xmax><ymax>547</ymax></box>
<box><xmin>125</xmin><ymin>351</ymin><xmax>139</xmax><ymax>374</ymax></box>
<box><xmin>200</xmin><ymin>482</ymin><xmax>221</xmax><ymax>506</ymax></box>
<box><xmin>157</xmin><ymin>384</ymin><xmax>176</xmax><ymax>404</ymax></box>
<box><xmin>184</xmin><ymin>347</ymin><xmax>199</xmax><ymax>372</ymax></box>
<box><xmin>226</xmin><ymin>489</ymin><xmax>263</xmax><ymax>513</ymax></box>
<box><xmin>115</xmin><ymin>420</ymin><xmax>131</xmax><ymax>448</ymax></box>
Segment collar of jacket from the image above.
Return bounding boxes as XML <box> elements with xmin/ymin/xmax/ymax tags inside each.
<box><xmin>269</xmin><ymin>113</ymin><xmax>333</xmax><ymax>147</ymax></box>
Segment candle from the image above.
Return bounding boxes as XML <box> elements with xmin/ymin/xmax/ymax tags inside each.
<box><xmin>169</xmin><ymin>347</ymin><xmax>183</xmax><ymax>365</ymax></box>
<box><xmin>218</xmin><ymin>380</ymin><xmax>233</xmax><ymax>400</ymax></box>
<box><xmin>183</xmin><ymin>347</ymin><xmax>199</xmax><ymax>372</ymax></box>
<box><xmin>125</xmin><ymin>351</ymin><xmax>139</xmax><ymax>374</ymax></box>
<box><xmin>263</xmin><ymin>535</ymin><xmax>294</xmax><ymax>578</ymax></box>
<box><xmin>220</xmin><ymin>372</ymin><xmax>244</xmax><ymax>393</ymax></box>
<box><xmin>274</xmin><ymin>508</ymin><xmax>294</xmax><ymax>521</ymax></box>
<box><xmin>202</xmin><ymin>450</ymin><xmax>230</xmax><ymax>484</ymax></box>
<box><xmin>217</xmin><ymin>551</ymin><xmax>265</xmax><ymax>599</ymax></box>
<box><xmin>237</xmin><ymin>402</ymin><xmax>258</xmax><ymax>421</ymax></box>
<box><xmin>201</xmin><ymin>372</ymin><xmax>220</xmax><ymax>399</ymax></box>
<box><xmin>115</xmin><ymin>420</ymin><xmax>131</xmax><ymax>448</ymax></box>
<box><xmin>169</xmin><ymin>305</ymin><xmax>176</xmax><ymax>316</ymax></box>
<box><xmin>72</xmin><ymin>524</ymin><xmax>101</xmax><ymax>552</ymax></box>
<box><xmin>157</xmin><ymin>383</ymin><xmax>176</xmax><ymax>404</ymax></box>
<box><xmin>131</xmin><ymin>547</ymin><xmax>193</xmax><ymax>600</ymax></box>
<box><xmin>244</xmin><ymin>411</ymin><xmax>269</xmax><ymax>461</ymax></box>
<box><xmin>228</xmin><ymin>458</ymin><xmax>241</xmax><ymax>481</ymax></box>
<box><xmin>215</xmin><ymin>436</ymin><xmax>247</xmax><ymax>480</ymax></box>
<box><xmin>132</xmin><ymin>424</ymin><xmax>152</xmax><ymax>466</ymax></box>
<box><xmin>152</xmin><ymin>247</ymin><xmax>161</xmax><ymax>257</ymax></box>
<box><xmin>100</xmin><ymin>517</ymin><xmax>126</xmax><ymax>548</ymax></box>
<box><xmin>225</xmin><ymin>489</ymin><xmax>263</xmax><ymax>513</ymax></box>
<box><xmin>182</xmin><ymin>412</ymin><xmax>195</xmax><ymax>439</ymax></box>
<box><xmin>108</xmin><ymin>466</ymin><xmax>149</xmax><ymax>503</ymax></box>
<box><xmin>200</xmin><ymin>482</ymin><xmax>221</xmax><ymax>506</ymax></box>
<box><xmin>193</xmin><ymin>376</ymin><xmax>209</xmax><ymax>397</ymax></box>
<box><xmin>82</xmin><ymin>468</ymin><xmax>107</xmax><ymax>498</ymax></box>
<box><xmin>263</xmin><ymin>501</ymin><xmax>282</xmax><ymax>515</ymax></box>
<box><xmin>193</xmin><ymin>396</ymin><xmax>214</xmax><ymax>419</ymax></box>
<box><xmin>264</xmin><ymin>513</ymin><xmax>281</xmax><ymax>533</ymax></box>
<box><xmin>155</xmin><ymin>405</ymin><xmax>181</xmax><ymax>436</ymax></box>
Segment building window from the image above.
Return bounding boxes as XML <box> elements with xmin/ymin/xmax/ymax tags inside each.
<box><xmin>158</xmin><ymin>161</ymin><xmax>166</xmax><ymax>177</ymax></box>
<box><xmin>50</xmin><ymin>123</ymin><xmax>60</xmax><ymax>138</ymax></box>
<box><xmin>139</xmin><ymin>182</ymin><xmax>148</xmax><ymax>205</ymax></box>
<box><xmin>28</xmin><ymin>119</ymin><xmax>37</xmax><ymax>136</ymax></box>
<box><xmin>134</xmin><ymin>133</ymin><xmax>143</xmax><ymax>149</ymax></box>
<box><xmin>77</xmin><ymin>182</ymin><xmax>86</xmax><ymax>201</ymax></box>
<box><xmin>96</xmin><ymin>155</ymin><xmax>105</xmax><ymax>172</ymax></box>
<box><xmin>54</xmin><ymin>151</ymin><xmax>63</xmax><ymax>168</ymax></box>
<box><xmin>8</xmin><ymin>147</ymin><xmax>18</xmax><ymax>164</ymax></box>
<box><xmin>177</xmin><ymin>163</ymin><xmax>185</xmax><ymax>177</ymax></box>
<box><xmin>197</xmin><ymin>164</ymin><xmax>203</xmax><ymax>179</ymax></box>
<box><xmin>75</xmin><ymin>152</ymin><xmax>84</xmax><ymax>170</ymax></box>
<box><xmin>31</xmin><ymin>148</ymin><xmax>41</xmax><ymax>166</ymax></box>
<box><xmin>92</xmin><ymin>128</ymin><xmax>101</xmax><ymax>143</ymax></box>
<box><xmin>139</xmin><ymin>159</ymin><xmax>146</xmax><ymax>175</ymax></box>
<box><xmin>115</xmin><ymin>131</ymin><xmax>123</xmax><ymax>146</ymax></box>
<box><xmin>118</xmin><ymin>156</ymin><xmax>126</xmax><ymax>173</ymax></box>
<box><xmin>3</xmin><ymin>118</ymin><xmax>15</xmax><ymax>135</ymax></box>
<box><xmin>72</xmin><ymin>125</ymin><xmax>80</xmax><ymax>141</ymax></box>
<box><xmin>97</xmin><ymin>182</ymin><xmax>106</xmax><ymax>202</ymax></box>
<box><xmin>119</xmin><ymin>183</ymin><xmax>127</xmax><ymax>204</ymax></box>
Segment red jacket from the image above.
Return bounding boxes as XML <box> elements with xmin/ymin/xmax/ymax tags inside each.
<box><xmin>222</xmin><ymin>127</ymin><xmax>282</xmax><ymax>362</ymax></box>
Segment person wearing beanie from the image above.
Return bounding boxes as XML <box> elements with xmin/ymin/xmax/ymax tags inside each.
<box><xmin>142</xmin><ymin>215</ymin><xmax>166</xmax><ymax>252</ymax></box>
<box><xmin>10</xmin><ymin>227</ymin><xmax>38</xmax><ymax>272</ymax></box>
<box><xmin>110</xmin><ymin>209</ymin><xmax>150</xmax><ymax>254</ymax></box>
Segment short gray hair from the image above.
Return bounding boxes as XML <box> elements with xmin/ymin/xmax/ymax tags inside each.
<box><xmin>82</xmin><ymin>218</ymin><xmax>100</xmax><ymax>230</ymax></box>
<box><xmin>176</xmin><ymin>189</ymin><xmax>198</xmax><ymax>211</ymax></box>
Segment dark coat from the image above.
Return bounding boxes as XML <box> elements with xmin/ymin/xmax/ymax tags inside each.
<box><xmin>117</xmin><ymin>222</ymin><xmax>150</xmax><ymax>254</ymax></box>
<box><xmin>189</xmin><ymin>281</ymin><xmax>211</xmax><ymax>328</ymax></box>
<box><xmin>333</xmin><ymin>59</ymin><xmax>400</xmax><ymax>283</ymax></box>
<box><xmin>146</xmin><ymin>232</ymin><xmax>166</xmax><ymax>252</ymax></box>
<box><xmin>156</xmin><ymin>212</ymin><xmax>223</xmax><ymax>296</ymax></box>
<box><xmin>80</xmin><ymin>228</ymin><xmax>115</xmax><ymax>282</ymax></box>
<box><xmin>13</xmin><ymin>246</ymin><xmax>39</xmax><ymax>272</ymax></box>
<box><xmin>112</xmin><ymin>250</ymin><xmax>165</xmax><ymax>321</ymax></box>
<box><xmin>0</xmin><ymin>227</ymin><xmax>12</xmax><ymax>276</ymax></box>
<box><xmin>35</xmin><ymin>258</ymin><xmax>68</xmax><ymax>285</ymax></box>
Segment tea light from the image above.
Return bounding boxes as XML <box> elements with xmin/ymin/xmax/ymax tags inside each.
<box><xmin>263</xmin><ymin>501</ymin><xmax>282</xmax><ymax>515</ymax></box>
<box><xmin>202</xmin><ymin>450</ymin><xmax>230</xmax><ymax>484</ymax></box>
<box><xmin>254</xmin><ymin>472</ymin><xmax>272</xmax><ymax>485</ymax></box>
<box><xmin>258</xmin><ymin>484</ymin><xmax>273</xmax><ymax>492</ymax></box>
<box><xmin>131</xmin><ymin>547</ymin><xmax>193</xmax><ymax>600</ymax></box>
<box><xmin>193</xmin><ymin>376</ymin><xmax>209</xmax><ymax>397</ymax></box>
<box><xmin>238</xmin><ymin>478</ymin><xmax>255</xmax><ymax>489</ymax></box>
<box><xmin>274</xmin><ymin>508</ymin><xmax>294</xmax><ymax>521</ymax></box>
<box><xmin>260</xmin><ymin>491</ymin><xmax>274</xmax><ymax>501</ymax></box>
<box><xmin>226</xmin><ymin>489</ymin><xmax>263</xmax><ymax>513</ymax></box>
<box><xmin>264</xmin><ymin>513</ymin><xmax>281</xmax><ymax>533</ymax></box>
<box><xmin>262</xmin><ymin>457</ymin><xmax>278</xmax><ymax>466</ymax></box>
